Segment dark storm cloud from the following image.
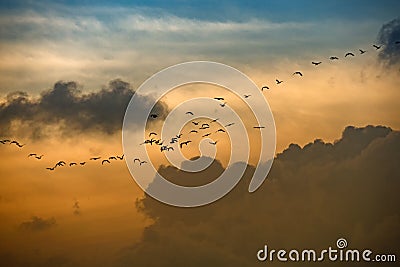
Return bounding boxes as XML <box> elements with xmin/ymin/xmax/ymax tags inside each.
<box><xmin>119</xmin><ymin>125</ymin><xmax>400</xmax><ymax>267</ymax></box>
<box><xmin>377</xmin><ymin>17</ymin><xmax>400</xmax><ymax>66</ymax></box>
<box><xmin>19</xmin><ymin>216</ymin><xmax>57</xmax><ymax>232</ymax></box>
<box><xmin>0</xmin><ymin>79</ymin><xmax>168</xmax><ymax>138</ymax></box>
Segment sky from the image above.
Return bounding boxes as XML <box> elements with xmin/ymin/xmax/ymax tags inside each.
<box><xmin>0</xmin><ymin>1</ymin><xmax>400</xmax><ymax>266</ymax></box>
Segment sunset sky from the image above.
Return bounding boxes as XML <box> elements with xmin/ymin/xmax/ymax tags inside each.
<box><xmin>0</xmin><ymin>1</ymin><xmax>399</xmax><ymax>266</ymax></box>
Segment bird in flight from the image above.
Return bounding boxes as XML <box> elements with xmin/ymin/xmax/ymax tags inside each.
<box><xmin>293</xmin><ymin>71</ymin><xmax>303</xmax><ymax>76</ymax></box>
<box><xmin>312</xmin><ymin>61</ymin><xmax>322</xmax><ymax>66</ymax></box>
<box><xmin>167</xmin><ymin>147</ymin><xmax>174</xmax><ymax>151</ymax></box>
<box><xmin>201</xmin><ymin>123</ymin><xmax>210</xmax><ymax>128</ymax></box>
<box><xmin>55</xmin><ymin>161</ymin><xmax>66</xmax><ymax>167</ymax></box>
<box><xmin>160</xmin><ymin>146</ymin><xmax>168</xmax><ymax>152</ymax></box>
<box><xmin>216</xmin><ymin>129</ymin><xmax>225</xmax><ymax>133</ymax></box>
<box><xmin>244</xmin><ymin>94</ymin><xmax>251</xmax><ymax>98</ymax></box>
<box><xmin>109</xmin><ymin>156</ymin><xmax>117</xmax><ymax>160</ymax></box>
<box><xmin>102</xmin><ymin>159</ymin><xmax>110</xmax><ymax>165</ymax></box>
<box><xmin>149</xmin><ymin>132</ymin><xmax>157</xmax><ymax>137</ymax></box>
<box><xmin>395</xmin><ymin>41</ymin><xmax>400</xmax><ymax>44</ymax></box>
<box><xmin>10</xmin><ymin>141</ymin><xmax>24</xmax><ymax>147</ymax></box>
<box><xmin>209</xmin><ymin>141</ymin><xmax>218</xmax><ymax>145</ymax></box>
<box><xmin>80</xmin><ymin>162</ymin><xmax>86</xmax><ymax>165</ymax></box>
<box><xmin>28</xmin><ymin>153</ymin><xmax>37</xmax><ymax>157</ymax></box>
<box><xmin>0</xmin><ymin>139</ymin><xmax>10</xmax><ymax>144</ymax></box>
<box><xmin>330</xmin><ymin>56</ymin><xmax>339</xmax><ymax>60</ymax></box>
<box><xmin>276</xmin><ymin>79</ymin><xmax>283</xmax><ymax>84</ymax></box>
<box><xmin>220</xmin><ymin>102</ymin><xmax>227</xmax><ymax>107</ymax></box>
<box><xmin>186</xmin><ymin>111</ymin><xmax>194</xmax><ymax>115</ymax></box>
<box><xmin>210</xmin><ymin>118</ymin><xmax>219</xmax><ymax>123</ymax></box>
<box><xmin>46</xmin><ymin>167</ymin><xmax>55</xmax><ymax>171</ymax></box>
<box><xmin>372</xmin><ymin>44</ymin><xmax>381</xmax><ymax>50</ymax></box>
<box><xmin>202</xmin><ymin>133</ymin><xmax>211</xmax><ymax>137</ymax></box>
<box><xmin>133</xmin><ymin>158</ymin><xmax>141</xmax><ymax>164</ymax></box>
<box><xmin>261</xmin><ymin>86</ymin><xmax>269</xmax><ymax>91</ymax></box>
<box><xmin>139</xmin><ymin>161</ymin><xmax>147</xmax><ymax>166</ymax></box>
<box><xmin>225</xmin><ymin>123</ymin><xmax>235</xmax><ymax>127</ymax></box>
<box><xmin>176</xmin><ymin>134</ymin><xmax>183</xmax><ymax>138</ymax></box>
<box><xmin>69</xmin><ymin>162</ymin><xmax>77</xmax><ymax>166</ymax></box>
<box><xmin>150</xmin><ymin>114</ymin><xmax>158</xmax><ymax>119</ymax></box>
<box><xmin>180</xmin><ymin>140</ymin><xmax>192</xmax><ymax>148</ymax></box>
<box><xmin>253</xmin><ymin>126</ymin><xmax>265</xmax><ymax>129</ymax></box>
<box><xmin>117</xmin><ymin>154</ymin><xmax>124</xmax><ymax>160</ymax></box>
<box><xmin>359</xmin><ymin>49</ymin><xmax>366</xmax><ymax>54</ymax></box>
<box><xmin>170</xmin><ymin>137</ymin><xmax>178</xmax><ymax>144</ymax></box>
<box><xmin>189</xmin><ymin>130</ymin><xmax>198</xmax><ymax>134</ymax></box>
<box><xmin>35</xmin><ymin>155</ymin><xmax>43</xmax><ymax>160</ymax></box>
<box><xmin>192</xmin><ymin>121</ymin><xmax>199</xmax><ymax>126</ymax></box>
<box><xmin>90</xmin><ymin>157</ymin><xmax>101</xmax><ymax>161</ymax></box>
<box><xmin>345</xmin><ymin>52</ymin><xmax>355</xmax><ymax>57</ymax></box>
<box><xmin>214</xmin><ymin>97</ymin><xmax>224</xmax><ymax>101</ymax></box>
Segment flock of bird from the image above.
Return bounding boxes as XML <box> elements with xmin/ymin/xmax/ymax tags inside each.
<box><xmin>0</xmin><ymin>139</ymin><xmax>124</xmax><ymax>171</ymax></box>
<box><xmin>1</xmin><ymin>42</ymin><xmax>399</xmax><ymax>172</ymax></box>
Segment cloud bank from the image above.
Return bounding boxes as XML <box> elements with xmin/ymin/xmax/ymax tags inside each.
<box><xmin>0</xmin><ymin>79</ymin><xmax>168</xmax><ymax>138</ymax></box>
<box><xmin>377</xmin><ymin>17</ymin><xmax>400</xmax><ymax>66</ymax></box>
<box><xmin>119</xmin><ymin>125</ymin><xmax>400</xmax><ymax>267</ymax></box>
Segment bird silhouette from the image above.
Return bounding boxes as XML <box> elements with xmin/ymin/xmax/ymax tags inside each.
<box><xmin>312</xmin><ymin>61</ymin><xmax>322</xmax><ymax>66</ymax></box>
<box><xmin>293</xmin><ymin>71</ymin><xmax>303</xmax><ymax>76</ymax></box>
<box><xmin>28</xmin><ymin>153</ymin><xmax>37</xmax><ymax>157</ymax></box>
<box><xmin>244</xmin><ymin>94</ymin><xmax>251</xmax><ymax>98</ymax></box>
<box><xmin>202</xmin><ymin>123</ymin><xmax>210</xmax><ymax>128</ymax></box>
<box><xmin>209</xmin><ymin>141</ymin><xmax>218</xmax><ymax>145</ymax></box>
<box><xmin>80</xmin><ymin>162</ymin><xmax>86</xmax><ymax>165</ymax></box>
<box><xmin>10</xmin><ymin>141</ymin><xmax>24</xmax><ymax>147</ymax></box>
<box><xmin>202</xmin><ymin>133</ymin><xmax>211</xmax><ymax>137</ymax></box>
<box><xmin>133</xmin><ymin>158</ymin><xmax>141</xmax><ymax>164</ymax></box>
<box><xmin>330</xmin><ymin>56</ymin><xmax>339</xmax><ymax>60</ymax></box>
<box><xmin>170</xmin><ymin>137</ymin><xmax>178</xmax><ymax>144</ymax></box>
<box><xmin>35</xmin><ymin>155</ymin><xmax>43</xmax><ymax>160</ymax></box>
<box><xmin>192</xmin><ymin>121</ymin><xmax>199</xmax><ymax>126</ymax></box>
<box><xmin>155</xmin><ymin>139</ymin><xmax>163</xmax><ymax>145</ymax></box>
<box><xmin>109</xmin><ymin>156</ymin><xmax>117</xmax><ymax>160</ymax></box>
<box><xmin>276</xmin><ymin>79</ymin><xmax>283</xmax><ymax>84</ymax></box>
<box><xmin>210</xmin><ymin>118</ymin><xmax>219</xmax><ymax>123</ymax></box>
<box><xmin>139</xmin><ymin>161</ymin><xmax>147</xmax><ymax>166</ymax></box>
<box><xmin>345</xmin><ymin>52</ymin><xmax>355</xmax><ymax>57</ymax></box>
<box><xmin>102</xmin><ymin>159</ymin><xmax>110</xmax><ymax>165</ymax></box>
<box><xmin>117</xmin><ymin>154</ymin><xmax>124</xmax><ymax>160</ymax></box>
<box><xmin>186</xmin><ymin>111</ymin><xmax>194</xmax><ymax>115</ymax></box>
<box><xmin>359</xmin><ymin>49</ymin><xmax>366</xmax><ymax>54</ymax></box>
<box><xmin>225</xmin><ymin>123</ymin><xmax>235</xmax><ymax>127</ymax></box>
<box><xmin>55</xmin><ymin>161</ymin><xmax>66</xmax><ymax>167</ymax></box>
<box><xmin>395</xmin><ymin>41</ymin><xmax>400</xmax><ymax>44</ymax></box>
<box><xmin>46</xmin><ymin>167</ymin><xmax>55</xmax><ymax>171</ymax></box>
<box><xmin>254</xmin><ymin>126</ymin><xmax>265</xmax><ymax>129</ymax></box>
<box><xmin>69</xmin><ymin>162</ymin><xmax>77</xmax><ymax>166</ymax></box>
<box><xmin>0</xmin><ymin>139</ymin><xmax>10</xmax><ymax>144</ymax></box>
<box><xmin>261</xmin><ymin>86</ymin><xmax>269</xmax><ymax>91</ymax></box>
<box><xmin>220</xmin><ymin>102</ymin><xmax>227</xmax><ymax>107</ymax></box>
<box><xmin>150</xmin><ymin>114</ymin><xmax>158</xmax><ymax>119</ymax></box>
<box><xmin>372</xmin><ymin>44</ymin><xmax>381</xmax><ymax>50</ymax></box>
<box><xmin>180</xmin><ymin>141</ymin><xmax>192</xmax><ymax>148</ymax></box>
<box><xmin>176</xmin><ymin>134</ymin><xmax>183</xmax><ymax>138</ymax></box>
<box><xmin>160</xmin><ymin>146</ymin><xmax>168</xmax><ymax>152</ymax></box>
<box><xmin>149</xmin><ymin>132</ymin><xmax>157</xmax><ymax>137</ymax></box>
<box><xmin>167</xmin><ymin>147</ymin><xmax>174</xmax><ymax>151</ymax></box>
<box><xmin>216</xmin><ymin>129</ymin><xmax>226</xmax><ymax>133</ymax></box>
<box><xmin>214</xmin><ymin>97</ymin><xmax>224</xmax><ymax>101</ymax></box>
<box><xmin>189</xmin><ymin>130</ymin><xmax>198</xmax><ymax>134</ymax></box>
<box><xmin>90</xmin><ymin>157</ymin><xmax>101</xmax><ymax>161</ymax></box>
